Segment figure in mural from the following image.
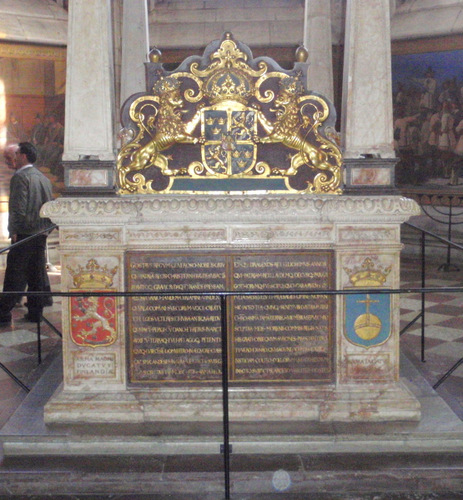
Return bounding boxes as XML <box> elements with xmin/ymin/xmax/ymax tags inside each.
<box><xmin>6</xmin><ymin>112</ymin><xmax>27</xmax><ymax>143</ymax></box>
<box><xmin>31</xmin><ymin>114</ymin><xmax>47</xmax><ymax>148</ymax></box>
<box><xmin>393</xmin><ymin>54</ymin><xmax>463</xmax><ymax>186</ymax></box>
<box><xmin>414</xmin><ymin>66</ymin><xmax>437</xmax><ymax>111</ymax></box>
<box><xmin>40</xmin><ymin>113</ymin><xmax>64</xmax><ymax>175</ymax></box>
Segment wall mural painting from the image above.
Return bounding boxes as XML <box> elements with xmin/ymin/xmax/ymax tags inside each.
<box><xmin>0</xmin><ymin>44</ymin><xmax>66</xmax><ymax>196</ymax></box>
<box><xmin>6</xmin><ymin>109</ymin><xmax>65</xmax><ymax>193</ymax></box>
<box><xmin>392</xmin><ymin>49</ymin><xmax>463</xmax><ymax>190</ymax></box>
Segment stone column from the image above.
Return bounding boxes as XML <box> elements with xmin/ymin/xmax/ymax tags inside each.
<box><xmin>62</xmin><ymin>0</ymin><xmax>117</xmax><ymax>195</ymax></box>
<box><xmin>303</xmin><ymin>0</ymin><xmax>334</xmax><ymax>102</ymax></box>
<box><xmin>120</xmin><ymin>0</ymin><xmax>150</xmax><ymax>108</ymax></box>
<box><xmin>341</xmin><ymin>0</ymin><xmax>397</xmax><ymax>193</ymax></box>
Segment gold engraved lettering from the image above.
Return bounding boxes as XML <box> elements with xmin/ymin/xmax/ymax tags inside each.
<box><xmin>128</xmin><ymin>251</ymin><xmax>333</xmax><ymax>384</ymax></box>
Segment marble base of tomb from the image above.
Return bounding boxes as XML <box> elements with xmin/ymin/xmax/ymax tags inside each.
<box><xmin>41</xmin><ymin>194</ymin><xmax>421</xmax><ymax>424</ymax></box>
<box><xmin>44</xmin><ymin>382</ymin><xmax>419</xmax><ymax>424</ymax></box>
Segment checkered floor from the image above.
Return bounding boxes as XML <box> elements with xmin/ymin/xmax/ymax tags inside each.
<box><xmin>0</xmin><ymin>255</ymin><xmax>462</xmax><ymax>429</ymax></box>
<box><xmin>400</xmin><ymin>255</ymin><xmax>463</xmax><ymax>418</ymax></box>
<box><xmin>0</xmin><ymin>268</ymin><xmax>62</xmax><ymax>428</ymax></box>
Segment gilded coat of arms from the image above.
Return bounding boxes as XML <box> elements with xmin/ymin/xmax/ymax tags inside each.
<box><xmin>117</xmin><ymin>33</ymin><xmax>342</xmax><ymax>194</ymax></box>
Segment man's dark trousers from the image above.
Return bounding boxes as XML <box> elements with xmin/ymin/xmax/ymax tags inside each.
<box><xmin>0</xmin><ymin>234</ymin><xmax>48</xmax><ymax>322</ymax></box>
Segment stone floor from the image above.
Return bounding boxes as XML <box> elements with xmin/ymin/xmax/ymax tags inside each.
<box><xmin>0</xmin><ymin>266</ymin><xmax>62</xmax><ymax>429</ymax></box>
<box><xmin>0</xmin><ymin>254</ymin><xmax>462</xmax><ymax>498</ymax></box>
<box><xmin>400</xmin><ymin>254</ymin><xmax>463</xmax><ymax>419</ymax></box>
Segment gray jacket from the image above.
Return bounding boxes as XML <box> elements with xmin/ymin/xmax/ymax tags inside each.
<box><xmin>8</xmin><ymin>166</ymin><xmax>53</xmax><ymax>236</ymax></box>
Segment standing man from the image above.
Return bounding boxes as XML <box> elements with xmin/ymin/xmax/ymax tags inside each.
<box><xmin>0</xmin><ymin>142</ymin><xmax>53</xmax><ymax>324</ymax></box>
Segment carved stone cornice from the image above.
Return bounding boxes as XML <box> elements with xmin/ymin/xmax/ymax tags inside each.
<box><xmin>42</xmin><ymin>195</ymin><xmax>420</xmax><ymax>226</ymax></box>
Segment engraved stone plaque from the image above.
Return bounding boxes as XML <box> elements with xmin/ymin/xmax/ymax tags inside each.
<box><xmin>232</xmin><ymin>252</ymin><xmax>333</xmax><ymax>382</ymax></box>
<box><xmin>126</xmin><ymin>251</ymin><xmax>334</xmax><ymax>385</ymax></box>
<box><xmin>127</xmin><ymin>253</ymin><xmax>226</xmax><ymax>383</ymax></box>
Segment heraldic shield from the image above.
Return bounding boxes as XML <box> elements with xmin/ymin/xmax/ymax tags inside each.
<box><xmin>70</xmin><ymin>295</ymin><xmax>117</xmax><ymax>348</ymax></box>
<box><xmin>345</xmin><ymin>293</ymin><xmax>391</xmax><ymax>349</ymax></box>
<box><xmin>202</xmin><ymin>107</ymin><xmax>257</xmax><ymax>176</ymax></box>
<box><xmin>67</xmin><ymin>259</ymin><xmax>118</xmax><ymax>348</ymax></box>
<box><xmin>117</xmin><ymin>32</ymin><xmax>342</xmax><ymax>194</ymax></box>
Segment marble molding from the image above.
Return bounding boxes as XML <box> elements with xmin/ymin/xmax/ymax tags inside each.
<box><xmin>43</xmin><ymin>194</ymin><xmax>421</xmax><ymax>424</ymax></box>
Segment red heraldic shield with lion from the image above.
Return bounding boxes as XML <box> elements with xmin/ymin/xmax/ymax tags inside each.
<box><xmin>70</xmin><ymin>294</ymin><xmax>117</xmax><ymax>348</ymax></box>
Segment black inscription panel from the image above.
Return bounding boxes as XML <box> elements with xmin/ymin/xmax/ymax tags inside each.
<box><xmin>232</xmin><ymin>253</ymin><xmax>333</xmax><ymax>382</ymax></box>
<box><xmin>126</xmin><ymin>251</ymin><xmax>334</xmax><ymax>385</ymax></box>
<box><xmin>127</xmin><ymin>254</ymin><xmax>226</xmax><ymax>383</ymax></box>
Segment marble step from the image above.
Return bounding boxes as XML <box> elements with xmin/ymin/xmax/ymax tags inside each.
<box><xmin>0</xmin><ymin>452</ymin><xmax>462</xmax><ymax>498</ymax></box>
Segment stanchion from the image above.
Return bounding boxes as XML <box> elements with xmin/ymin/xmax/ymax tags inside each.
<box><xmin>220</xmin><ymin>294</ymin><xmax>231</xmax><ymax>500</ymax></box>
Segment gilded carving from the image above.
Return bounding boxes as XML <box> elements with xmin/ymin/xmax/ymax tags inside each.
<box><xmin>117</xmin><ymin>33</ymin><xmax>342</xmax><ymax>194</ymax></box>
<box><xmin>67</xmin><ymin>259</ymin><xmax>118</xmax><ymax>289</ymax></box>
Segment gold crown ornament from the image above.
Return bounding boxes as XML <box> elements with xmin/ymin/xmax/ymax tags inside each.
<box><xmin>67</xmin><ymin>259</ymin><xmax>117</xmax><ymax>289</ymax></box>
<box><xmin>152</xmin><ymin>76</ymin><xmax>181</xmax><ymax>96</ymax></box>
<box><xmin>204</xmin><ymin>69</ymin><xmax>253</xmax><ymax>105</ymax></box>
<box><xmin>344</xmin><ymin>258</ymin><xmax>391</xmax><ymax>288</ymax></box>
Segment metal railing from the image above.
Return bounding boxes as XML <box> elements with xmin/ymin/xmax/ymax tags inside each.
<box><xmin>15</xmin><ymin>284</ymin><xmax>463</xmax><ymax>499</ymax></box>
<box><xmin>1</xmin><ymin>223</ymin><xmax>463</xmax><ymax>497</ymax></box>
<box><xmin>402</xmin><ymin>221</ymin><xmax>463</xmax><ymax>389</ymax></box>
<box><xmin>404</xmin><ymin>192</ymin><xmax>463</xmax><ymax>272</ymax></box>
<box><xmin>0</xmin><ymin>225</ymin><xmax>59</xmax><ymax>391</ymax></box>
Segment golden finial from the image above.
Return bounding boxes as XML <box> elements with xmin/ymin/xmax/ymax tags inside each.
<box><xmin>149</xmin><ymin>47</ymin><xmax>162</xmax><ymax>63</ymax></box>
<box><xmin>295</xmin><ymin>45</ymin><xmax>308</xmax><ymax>63</ymax></box>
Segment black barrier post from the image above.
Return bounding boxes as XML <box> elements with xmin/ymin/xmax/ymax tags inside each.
<box><xmin>220</xmin><ymin>294</ymin><xmax>231</xmax><ymax>499</ymax></box>
<box><xmin>37</xmin><ymin>315</ymin><xmax>42</xmax><ymax>364</ymax></box>
<box><xmin>421</xmin><ymin>231</ymin><xmax>426</xmax><ymax>362</ymax></box>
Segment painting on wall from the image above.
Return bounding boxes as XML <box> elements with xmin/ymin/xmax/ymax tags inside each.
<box><xmin>0</xmin><ymin>43</ymin><xmax>66</xmax><ymax>196</ymax></box>
<box><xmin>392</xmin><ymin>47</ymin><xmax>463</xmax><ymax>191</ymax></box>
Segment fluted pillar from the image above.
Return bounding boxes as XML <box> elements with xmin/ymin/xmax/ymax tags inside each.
<box><xmin>63</xmin><ymin>0</ymin><xmax>117</xmax><ymax>194</ymax></box>
<box><xmin>303</xmin><ymin>0</ymin><xmax>334</xmax><ymax>102</ymax></box>
<box><xmin>341</xmin><ymin>0</ymin><xmax>397</xmax><ymax>192</ymax></box>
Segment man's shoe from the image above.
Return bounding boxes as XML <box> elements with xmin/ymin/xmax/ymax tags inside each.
<box><xmin>24</xmin><ymin>313</ymin><xmax>41</xmax><ymax>323</ymax></box>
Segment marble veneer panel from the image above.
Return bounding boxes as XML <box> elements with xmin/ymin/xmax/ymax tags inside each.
<box><xmin>41</xmin><ymin>194</ymin><xmax>421</xmax><ymax>424</ymax></box>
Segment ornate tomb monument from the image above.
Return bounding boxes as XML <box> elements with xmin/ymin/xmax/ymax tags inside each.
<box><xmin>43</xmin><ymin>34</ymin><xmax>420</xmax><ymax>424</ymax></box>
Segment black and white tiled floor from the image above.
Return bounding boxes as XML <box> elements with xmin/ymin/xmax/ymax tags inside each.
<box><xmin>400</xmin><ymin>255</ymin><xmax>463</xmax><ymax>418</ymax></box>
<box><xmin>0</xmin><ymin>268</ymin><xmax>62</xmax><ymax>428</ymax></box>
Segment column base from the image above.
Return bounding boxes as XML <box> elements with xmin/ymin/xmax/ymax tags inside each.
<box><xmin>63</xmin><ymin>160</ymin><xmax>117</xmax><ymax>196</ymax></box>
<box><xmin>343</xmin><ymin>157</ymin><xmax>398</xmax><ymax>194</ymax></box>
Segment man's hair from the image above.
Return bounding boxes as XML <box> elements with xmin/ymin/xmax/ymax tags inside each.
<box><xmin>18</xmin><ymin>142</ymin><xmax>37</xmax><ymax>164</ymax></box>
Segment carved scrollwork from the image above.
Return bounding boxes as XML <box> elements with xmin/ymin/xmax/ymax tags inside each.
<box><xmin>117</xmin><ymin>32</ymin><xmax>342</xmax><ymax>194</ymax></box>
